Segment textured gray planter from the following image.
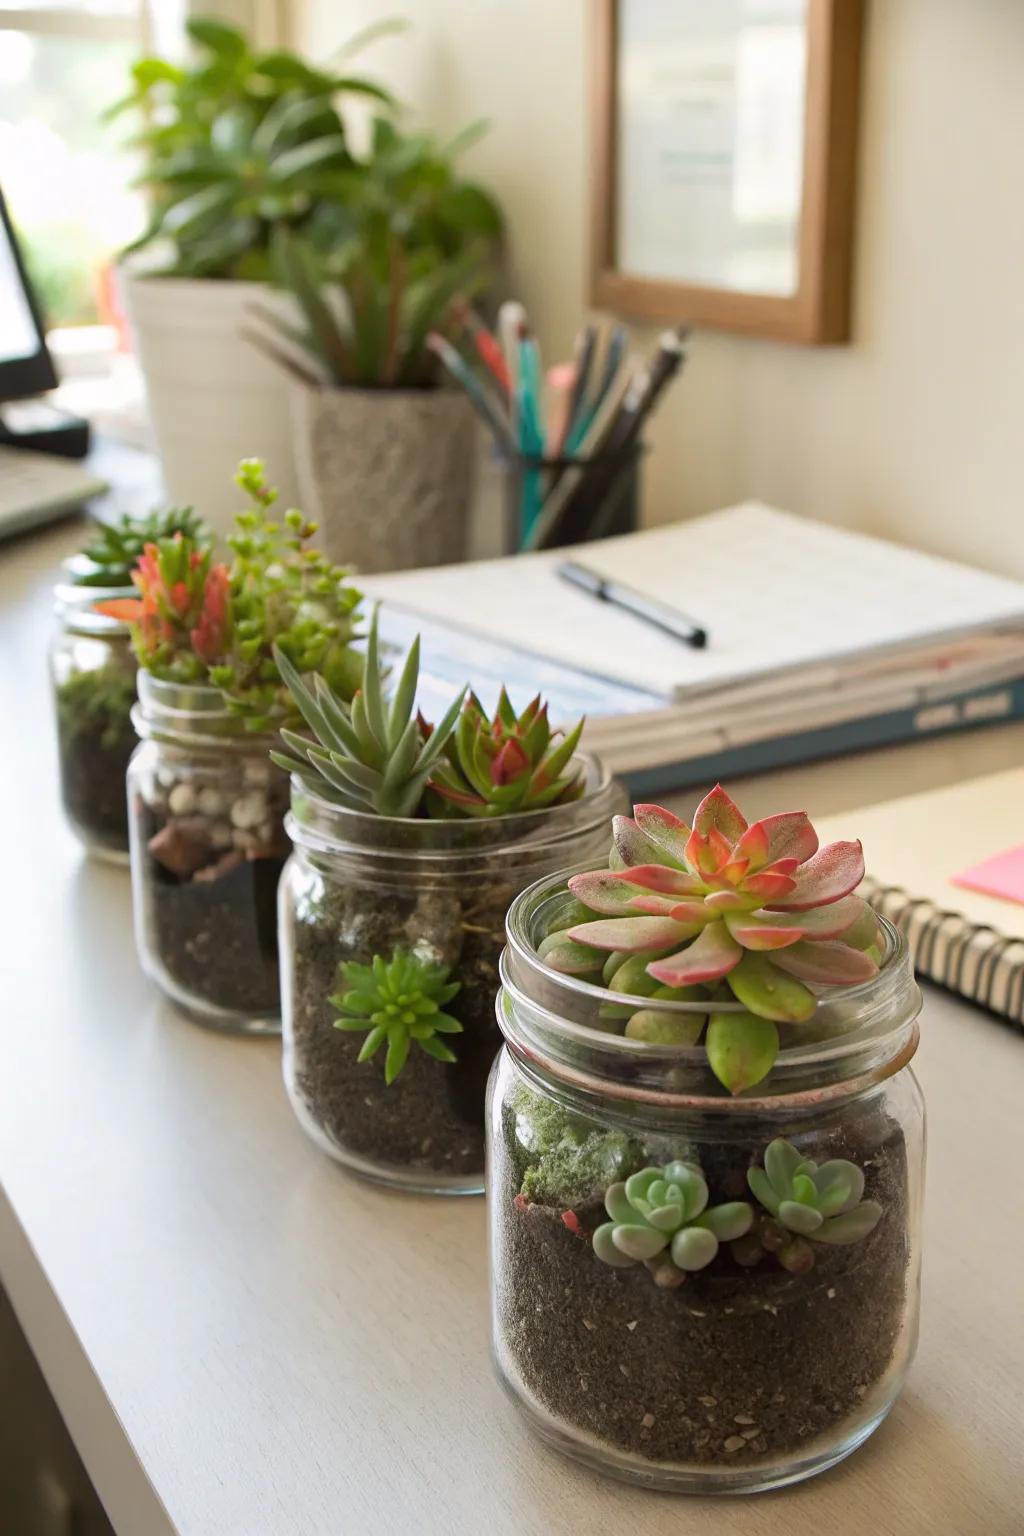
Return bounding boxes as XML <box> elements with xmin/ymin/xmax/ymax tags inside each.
<box><xmin>287</xmin><ymin>380</ymin><xmax>477</xmax><ymax>573</ymax></box>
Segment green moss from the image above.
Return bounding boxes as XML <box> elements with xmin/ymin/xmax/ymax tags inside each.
<box><xmin>56</xmin><ymin>666</ymin><xmax>137</xmax><ymax>752</ymax></box>
<box><xmin>512</xmin><ymin>1085</ymin><xmax>646</xmax><ymax>1208</ymax></box>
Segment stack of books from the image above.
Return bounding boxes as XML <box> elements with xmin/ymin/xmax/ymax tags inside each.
<box><xmin>365</xmin><ymin>504</ymin><xmax>1024</xmax><ymax>794</ymax></box>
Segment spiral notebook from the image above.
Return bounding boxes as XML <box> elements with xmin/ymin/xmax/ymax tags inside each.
<box><xmin>815</xmin><ymin>769</ymin><xmax>1024</xmax><ymax>1029</ymax></box>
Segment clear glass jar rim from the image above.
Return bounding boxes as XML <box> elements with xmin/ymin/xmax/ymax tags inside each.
<box><xmin>132</xmin><ymin>672</ymin><xmax>277</xmax><ymax>750</ymax></box>
<box><xmin>53</xmin><ymin>578</ymin><xmax>132</xmax><ymax>636</ymax></box>
<box><xmin>285</xmin><ymin>752</ymin><xmax>620</xmax><ymax>861</ymax></box>
<box><xmin>497</xmin><ymin>867</ymin><xmax>923</xmax><ymax>1108</ymax></box>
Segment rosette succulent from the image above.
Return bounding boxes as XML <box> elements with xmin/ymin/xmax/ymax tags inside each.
<box><xmin>735</xmin><ymin>1138</ymin><xmax>883</xmax><ymax>1273</ymax></box>
<box><xmin>272</xmin><ymin>607</ymin><xmax>467</xmax><ymax>816</ymax></box>
<box><xmin>593</xmin><ymin>1161</ymin><xmax>753</xmax><ymax>1287</ymax></box>
<box><xmin>331</xmin><ymin>949</ymin><xmax>462</xmax><ymax>1084</ymax></box>
<box><xmin>543</xmin><ymin>785</ymin><xmax>882</xmax><ymax>1094</ymax></box>
<box><xmin>72</xmin><ymin>507</ymin><xmax>210</xmax><ymax>588</ymax></box>
<box><xmin>426</xmin><ymin>690</ymin><xmax>586</xmax><ymax>817</ymax></box>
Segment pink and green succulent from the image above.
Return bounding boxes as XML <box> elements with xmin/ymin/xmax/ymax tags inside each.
<box><xmin>541</xmin><ymin>785</ymin><xmax>881</xmax><ymax>1094</ymax></box>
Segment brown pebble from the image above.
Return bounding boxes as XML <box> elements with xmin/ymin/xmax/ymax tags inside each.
<box><xmin>723</xmin><ymin>1436</ymin><xmax>746</xmax><ymax>1453</ymax></box>
<box><xmin>582</xmin><ymin>1318</ymin><xmax>595</xmax><ymax>1331</ymax></box>
<box><xmin>741</xmin><ymin>1427</ymin><xmax>761</xmax><ymax>1440</ymax></box>
<box><xmin>147</xmin><ymin>817</ymin><xmax>212</xmax><ymax>877</ymax></box>
<box><xmin>641</xmin><ymin>1413</ymin><xmax>655</xmax><ymax>1429</ymax></box>
<box><xmin>694</xmin><ymin>1431</ymin><xmax>710</xmax><ymax>1448</ymax></box>
<box><xmin>698</xmin><ymin>1395</ymin><xmax>717</xmax><ymax>1407</ymax></box>
<box><xmin>618</xmin><ymin>1363</ymin><xmax>630</xmax><ymax>1378</ymax></box>
<box><xmin>626</xmin><ymin>1320</ymin><xmax>638</xmax><ymax>1331</ymax></box>
<box><xmin>734</xmin><ymin>1414</ymin><xmax>756</xmax><ymax>1425</ymax></box>
<box><xmin>193</xmin><ymin>848</ymin><xmax>245</xmax><ymax>883</ymax></box>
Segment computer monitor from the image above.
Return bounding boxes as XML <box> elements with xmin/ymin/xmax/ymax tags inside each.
<box><xmin>0</xmin><ymin>182</ymin><xmax>58</xmax><ymax>403</ymax></box>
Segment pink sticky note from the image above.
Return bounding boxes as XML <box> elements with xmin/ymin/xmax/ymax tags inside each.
<box><xmin>952</xmin><ymin>845</ymin><xmax>1024</xmax><ymax>907</ymax></box>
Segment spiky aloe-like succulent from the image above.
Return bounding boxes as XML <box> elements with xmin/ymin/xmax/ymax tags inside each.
<box><xmin>73</xmin><ymin>507</ymin><xmax>210</xmax><ymax>587</ymax></box>
<box><xmin>331</xmin><ymin>949</ymin><xmax>462</xmax><ymax>1084</ymax></box>
<box><xmin>593</xmin><ymin>1161</ymin><xmax>753</xmax><ymax>1287</ymax></box>
<box><xmin>271</xmin><ymin>607</ymin><xmax>466</xmax><ymax>817</ymax></box>
<box><xmin>97</xmin><ymin>535</ymin><xmax>229</xmax><ymax>683</ymax></box>
<box><xmin>203</xmin><ymin>460</ymin><xmax>363</xmax><ymax>727</ymax></box>
<box><xmin>734</xmin><ymin>1138</ymin><xmax>882</xmax><ymax>1273</ymax></box>
<box><xmin>543</xmin><ymin>785</ymin><xmax>882</xmax><ymax>1095</ymax></box>
<box><xmin>426</xmin><ymin>690</ymin><xmax>585</xmax><ymax>818</ymax></box>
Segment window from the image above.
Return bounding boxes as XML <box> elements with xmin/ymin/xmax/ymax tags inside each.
<box><xmin>0</xmin><ymin>2</ymin><xmax>156</xmax><ymax>330</ymax></box>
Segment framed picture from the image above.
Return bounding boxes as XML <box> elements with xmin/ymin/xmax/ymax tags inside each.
<box><xmin>589</xmin><ymin>0</ymin><xmax>865</xmax><ymax>344</ymax></box>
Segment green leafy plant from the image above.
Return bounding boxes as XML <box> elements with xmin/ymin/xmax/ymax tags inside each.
<box><xmin>593</xmin><ymin>1162</ymin><xmax>753</xmax><ymax>1287</ymax></box>
<box><xmin>204</xmin><ymin>460</ymin><xmax>363</xmax><ymax>725</ymax></box>
<box><xmin>72</xmin><ymin>507</ymin><xmax>210</xmax><ymax>587</ymax></box>
<box><xmin>541</xmin><ymin>786</ymin><xmax>882</xmax><ymax>1095</ymax></box>
<box><xmin>734</xmin><ymin>1138</ymin><xmax>882</xmax><ymax>1273</ymax></box>
<box><xmin>272</xmin><ymin>607</ymin><xmax>466</xmax><ymax>815</ymax></box>
<box><xmin>109</xmin><ymin>15</ymin><xmax>400</xmax><ymax>279</ymax></box>
<box><xmin>56</xmin><ymin>667</ymin><xmax>138</xmax><ymax>750</ymax></box>
<box><xmin>97</xmin><ymin>461</ymin><xmax>363</xmax><ymax>715</ymax></box>
<box><xmin>331</xmin><ymin>949</ymin><xmax>462</xmax><ymax>1084</ymax></box>
<box><xmin>426</xmin><ymin>690</ymin><xmax>586</xmax><ymax>818</ymax></box>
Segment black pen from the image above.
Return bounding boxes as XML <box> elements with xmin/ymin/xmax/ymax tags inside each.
<box><xmin>556</xmin><ymin>560</ymin><xmax>708</xmax><ymax>649</ymax></box>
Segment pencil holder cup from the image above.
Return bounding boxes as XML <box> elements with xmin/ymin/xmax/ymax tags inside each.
<box><xmin>499</xmin><ymin>444</ymin><xmax>642</xmax><ymax>555</ymax></box>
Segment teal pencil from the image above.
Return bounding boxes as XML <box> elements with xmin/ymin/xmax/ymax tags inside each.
<box><xmin>427</xmin><ymin>332</ymin><xmax>518</xmax><ymax>457</ymax></box>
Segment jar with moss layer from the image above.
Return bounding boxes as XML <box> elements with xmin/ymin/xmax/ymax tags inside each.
<box><xmin>488</xmin><ymin>874</ymin><xmax>925</xmax><ymax>1493</ymax></box>
<box><xmin>50</xmin><ymin>580</ymin><xmax>139</xmax><ymax>862</ymax></box>
<box><xmin>127</xmin><ymin>673</ymin><xmax>289</xmax><ymax>1033</ymax></box>
<box><xmin>278</xmin><ymin>759</ymin><xmax>625</xmax><ymax>1195</ymax></box>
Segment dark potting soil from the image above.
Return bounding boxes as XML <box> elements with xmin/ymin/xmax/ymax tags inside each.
<box><xmin>288</xmin><ymin>873</ymin><xmax>512</xmax><ymax>1178</ymax></box>
<box><xmin>495</xmin><ymin>1101</ymin><xmax>910</xmax><ymax>1470</ymax></box>
<box><xmin>139</xmin><ymin>803</ymin><xmax>283</xmax><ymax>1018</ymax></box>
<box><xmin>56</xmin><ymin>672</ymin><xmax>136</xmax><ymax>854</ymax></box>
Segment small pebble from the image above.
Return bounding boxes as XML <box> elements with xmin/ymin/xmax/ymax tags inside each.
<box><xmin>723</xmin><ymin>1436</ymin><xmax>746</xmax><ymax>1453</ymax></box>
<box><xmin>734</xmin><ymin>1414</ymin><xmax>756</xmax><ymax>1425</ymax></box>
<box><xmin>698</xmin><ymin>1395</ymin><xmax>717</xmax><ymax>1407</ymax></box>
<box><xmin>582</xmin><ymin>1319</ymin><xmax>595</xmax><ymax>1332</ymax></box>
<box><xmin>827</xmin><ymin>1287</ymin><xmax>837</xmax><ymax>1299</ymax></box>
<box><xmin>618</xmin><ymin>1363</ymin><xmax>629</xmax><ymax>1378</ymax></box>
<box><xmin>157</xmin><ymin>767</ymin><xmax>177</xmax><ymax>789</ymax></box>
<box><xmin>232</xmin><ymin>829</ymin><xmax>258</xmax><ymax>851</ymax></box>
<box><xmin>741</xmin><ymin>1427</ymin><xmax>761</xmax><ymax>1441</ymax></box>
<box><xmin>168</xmin><ymin>783</ymin><xmax>196</xmax><ymax>815</ymax></box>
<box><xmin>196</xmin><ymin>786</ymin><xmax>225</xmax><ymax>816</ymax></box>
<box><xmin>209</xmin><ymin>822</ymin><xmax>233</xmax><ymax>850</ymax></box>
<box><xmin>257</xmin><ymin>819</ymin><xmax>276</xmax><ymax>844</ymax></box>
<box><xmin>626</xmin><ymin>1320</ymin><xmax>637</xmax><ymax>1331</ymax></box>
<box><xmin>244</xmin><ymin>760</ymin><xmax>272</xmax><ymax>786</ymax></box>
<box><xmin>231</xmin><ymin>791</ymin><xmax>268</xmax><ymax>830</ymax></box>
<box><xmin>641</xmin><ymin>1413</ymin><xmax>655</xmax><ymax>1429</ymax></box>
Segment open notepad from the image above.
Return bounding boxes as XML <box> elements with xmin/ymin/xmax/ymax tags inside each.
<box><xmin>366</xmin><ymin>504</ymin><xmax>1024</xmax><ymax>788</ymax></box>
<box><xmin>363</xmin><ymin>504</ymin><xmax>1024</xmax><ymax>702</ymax></box>
<box><xmin>816</xmin><ymin>770</ymin><xmax>1024</xmax><ymax>1029</ymax></box>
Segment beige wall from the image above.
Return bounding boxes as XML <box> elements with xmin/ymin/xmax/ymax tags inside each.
<box><xmin>296</xmin><ymin>0</ymin><xmax>1024</xmax><ymax>575</ymax></box>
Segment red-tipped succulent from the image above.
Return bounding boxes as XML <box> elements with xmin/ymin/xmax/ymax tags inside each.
<box><xmin>96</xmin><ymin>534</ymin><xmax>230</xmax><ymax>682</ymax></box>
<box><xmin>543</xmin><ymin>785</ymin><xmax>881</xmax><ymax>1094</ymax></box>
<box><xmin>426</xmin><ymin>689</ymin><xmax>585</xmax><ymax>818</ymax></box>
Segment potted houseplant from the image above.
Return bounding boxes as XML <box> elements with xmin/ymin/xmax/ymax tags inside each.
<box><xmin>489</xmin><ymin>787</ymin><xmax>925</xmax><ymax>1491</ymax></box>
<box><xmin>99</xmin><ymin>460</ymin><xmax>363</xmax><ymax>1033</ymax></box>
<box><xmin>248</xmin><ymin>115</ymin><xmax>503</xmax><ymax>571</ymax></box>
<box><xmin>271</xmin><ymin>608</ymin><xmax>626</xmax><ymax>1192</ymax></box>
<box><xmin>111</xmin><ymin>18</ymin><xmax>502</xmax><ymax>531</ymax></box>
<box><xmin>50</xmin><ymin>506</ymin><xmax>210</xmax><ymax>861</ymax></box>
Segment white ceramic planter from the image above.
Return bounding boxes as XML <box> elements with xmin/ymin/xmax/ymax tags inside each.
<box><xmin>119</xmin><ymin>269</ymin><xmax>301</xmax><ymax>533</ymax></box>
<box><xmin>287</xmin><ymin>378</ymin><xmax>477</xmax><ymax>572</ymax></box>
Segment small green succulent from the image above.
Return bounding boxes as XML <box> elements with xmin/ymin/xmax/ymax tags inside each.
<box><xmin>331</xmin><ymin>949</ymin><xmax>462</xmax><ymax>1085</ymax></box>
<box><xmin>73</xmin><ymin>507</ymin><xmax>210</xmax><ymax>587</ymax></box>
<box><xmin>593</xmin><ymin>1161</ymin><xmax>753</xmax><ymax>1287</ymax></box>
<box><xmin>739</xmin><ymin>1138</ymin><xmax>882</xmax><ymax>1272</ymax></box>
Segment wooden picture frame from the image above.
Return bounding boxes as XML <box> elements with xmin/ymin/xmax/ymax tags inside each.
<box><xmin>589</xmin><ymin>0</ymin><xmax>865</xmax><ymax>345</ymax></box>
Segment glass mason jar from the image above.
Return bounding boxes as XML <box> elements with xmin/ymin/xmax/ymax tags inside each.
<box><xmin>49</xmin><ymin>581</ymin><xmax>138</xmax><ymax>863</ymax></box>
<box><xmin>489</xmin><ymin>872</ymin><xmax>925</xmax><ymax>1493</ymax></box>
<box><xmin>127</xmin><ymin>674</ymin><xmax>289</xmax><ymax>1034</ymax></box>
<box><xmin>279</xmin><ymin>760</ymin><xmax>626</xmax><ymax>1195</ymax></box>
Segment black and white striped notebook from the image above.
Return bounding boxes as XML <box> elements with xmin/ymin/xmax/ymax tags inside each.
<box><xmin>817</xmin><ymin>770</ymin><xmax>1024</xmax><ymax>1030</ymax></box>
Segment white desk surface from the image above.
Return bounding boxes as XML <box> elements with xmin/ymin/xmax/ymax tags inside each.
<box><xmin>2</xmin><ymin>521</ymin><xmax>1023</xmax><ymax>1536</ymax></box>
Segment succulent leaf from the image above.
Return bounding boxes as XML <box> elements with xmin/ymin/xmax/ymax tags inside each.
<box><xmin>705</xmin><ymin>1010</ymin><xmax>779</xmax><ymax>1093</ymax></box>
<box><xmin>592</xmin><ymin>1160</ymin><xmax>752</xmax><ymax>1283</ymax></box>
<box><xmin>748</xmin><ymin>1139</ymin><xmax>881</xmax><ymax>1263</ymax></box>
<box><xmin>330</xmin><ymin>947</ymin><xmax>462</xmax><ymax>1083</ymax></box>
